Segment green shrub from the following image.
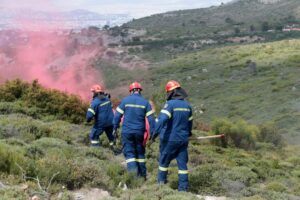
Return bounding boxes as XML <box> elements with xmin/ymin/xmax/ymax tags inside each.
<box><xmin>34</xmin><ymin>152</ymin><xmax>73</xmax><ymax>186</ymax></box>
<box><xmin>0</xmin><ymin>79</ymin><xmax>30</xmax><ymax>101</ymax></box>
<box><xmin>68</xmin><ymin>159</ymin><xmax>113</xmax><ymax>190</ymax></box>
<box><xmin>189</xmin><ymin>164</ymin><xmax>224</xmax><ymax>194</ymax></box>
<box><xmin>213</xmin><ymin>166</ymin><xmax>258</xmax><ymax>188</ymax></box>
<box><xmin>258</xmin><ymin>122</ymin><xmax>284</xmax><ymax>147</ymax></box>
<box><xmin>22</xmin><ymin>139</ymin><xmax>116</xmax><ymax>191</ymax></box>
<box><xmin>0</xmin><ymin>114</ymin><xmax>87</xmax><ymax>143</ymax></box>
<box><xmin>293</xmin><ymin>185</ymin><xmax>300</xmax><ymax>196</ymax></box>
<box><xmin>34</xmin><ymin>151</ymin><xmax>114</xmax><ymax>191</ymax></box>
<box><xmin>106</xmin><ymin>163</ymin><xmax>127</xmax><ymax>186</ymax></box>
<box><xmin>242</xmin><ymin>195</ymin><xmax>267</xmax><ymax>200</ymax></box>
<box><xmin>84</xmin><ymin>147</ymin><xmax>112</xmax><ymax>161</ymax></box>
<box><xmin>151</xmin><ymin>83</ymin><xmax>168</xmax><ymax>115</ymax></box>
<box><xmin>0</xmin><ymin>79</ymin><xmax>88</xmax><ymax>124</ymax></box>
<box><xmin>251</xmin><ymin>160</ymin><xmax>273</xmax><ymax>180</ymax></box>
<box><xmin>0</xmin><ymin>188</ymin><xmax>29</xmax><ymax>200</ymax></box>
<box><xmin>0</xmin><ymin>142</ymin><xmax>25</xmax><ymax>174</ymax></box>
<box><xmin>212</xmin><ymin>118</ymin><xmax>258</xmax><ymax>150</ymax></box>
<box><xmin>266</xmin><ymin>182</ymin><xmax>287</xmax><ymax>193</ymax></box>
<box><xmin>118</xmin><ymin>185</ymin><xmax>197</xmax><ymax>200</ymax></box>
<box><xmin>291</xmin><ymin>170</ymin><xmax>300</xmax><ymax>178</ymax></box>
<box><xmin>0</xmin><ymin>101</ymin><xmax>40</xmax><ymax>118</ymax></box>
<box><xmin>121</xmin><ymin>172</ymin><xmax>145</xmax><ymax>189</ymax></box>
<box><xmin>241</xmin><ymin>187</ymin><xmax>297</xmax><ymax>200</ymax></box>
<box><xmin>287</xmin><ymin>156</ymin><xmax>300</xmax><ymax>166</ymax></box>
<box><xmin>2</xmin><ymin>138</ymin><xmax>27</xmax><ymax>147</ymax></box>
<box><xmin>287</xmin><ymin>55</ymin><xmax>300</xmax><ymax>63</ymax></box>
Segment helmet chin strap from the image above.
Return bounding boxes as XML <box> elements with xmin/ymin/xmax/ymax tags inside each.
<box><xmin>92</xmin><ymin>92</ymin><xmax>98</xmax><ymax>98</ymax></box>
<box><xmin>93</xmin><ymin>92</ymin><xmax>105</xmax><ymax>98</ymax></box>
<box><xmin>131</xmin><ymin>89</ymin><xmax>141</xmax><ymax>94</ymax></box>
<box><xmin>166</xmin><ymin>88</ymin><xmax>187</xmax><ymax>100</ymax></box>
<box><xmin>166</xmin><ymin>90</ymin><xmax>174</xmax><ymax>100</ymax></box>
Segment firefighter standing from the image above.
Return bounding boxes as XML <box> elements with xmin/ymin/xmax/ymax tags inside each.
<box><xmin>113</xmin><ymin>82</ymin><xmax>155</xmax><ymax>179</ymax></box>
<box><xmin>151</xmin><ymin>80</ymin><xmax>193</xmax><ymax>192</ymax></box>
<box><xmin>86</xmin><ymin>84</ymin><xmax>115</xmax><ymax>147</ymax></box>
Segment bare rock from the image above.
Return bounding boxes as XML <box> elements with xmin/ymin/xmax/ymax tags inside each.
<box><xmin>20</xmin><ymin>184</ymin><xmax>29</xmax><ymax>191</ymax></box>
<box><xmin>31</xmin><ymin>195</ymin><xmax>41</xmax><ymax>200</ymax></box>
<box><xmin>0</xmin><ymin>181</ymin><xmax>6</xmax><ymax>189</ymax></box>
<box><xmin>197</xmin><ymin>196</ymin><xmax>227</xmax><ymax>200</ymax></box>
<box><xmin>57</xmin><ymin>192</ymin><xmax>64</xmax><ymax>199</ymax></box>
<box><xmin>73</xmin><ymin>188</ymin><xmax>110</xmax><ymax>200</ymax></box>
<box><xmin>118</xmin><ymin>182</ymin><xmax>128</xmax><ymax>191</ymax></box>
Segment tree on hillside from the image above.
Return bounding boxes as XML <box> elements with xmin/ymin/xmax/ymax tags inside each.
<box><xmin>103</xmin><ymin>25</ymin><xmax>110</xmax><ymax>30</ymax></box>
<box><xmin>234</xmin><ymin>27</ymin><xmax>241</xmax><ymax>34</ymax></box>
<box><xmin>285</xmin><ymin>15</ymin><xmax>297</xmax><ymax>24</ymax></box>
<box><xmin>261</xmin><ymin>22</ymin><xmax>270</xmax><ymax>32</ymax></box>
<box><xmin>275</xmin><ymin>23</ymin><xmax>283</xmax><ymax>31</ymax></box>
<box><xmin>250</xmin><ymin>25</ymin><xmax>256</xmax><ymax>32</ymax></box>
<box><xmin>225</xmin><ymin>17</ymin><xmax>234</xmax><ymax>24</ymax></box>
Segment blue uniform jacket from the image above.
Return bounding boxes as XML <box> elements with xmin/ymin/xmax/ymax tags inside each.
<box><xmin>113</xmin><ymin>93</ymin><xmax>155</xmax><ymax>134</ymax></box>
<box><xmin>86</xmin><ymin>96</ymin><xmax>114</xmax><ymax>128</ymax></box>
<box><xmin>154</xmin><ymin>99</ymin><xmax>193</xmax><ymax>142</ymax></box>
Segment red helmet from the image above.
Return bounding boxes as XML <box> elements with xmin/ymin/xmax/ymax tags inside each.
<box><xmin>129</xmin><ymin>81</ymin><xmax>143</xmax><ymax>92</ymax></box>
<box><xmin>90</xmin><ymin>84</ymin><xmax>104</xmax><ymax>93</ymax></box>
<box><xmin>165</xmin><ymin>80</ymin><xmax>180</xmax><ymax>92</ymax></box>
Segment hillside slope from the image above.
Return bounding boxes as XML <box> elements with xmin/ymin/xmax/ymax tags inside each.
<box><xmin>0</xmin><ymin>80</ymin><xmax>300</xmax><ymax>199</ymax></box>
<box><xmin>146</xmin><ymin>39</ymin><xmax>300</xmax><ymax>143</ymax></box>
<box><xmin>124</xmin><ymin>0</ymin><xmax>300</xmax><ymax>39</ymax></box>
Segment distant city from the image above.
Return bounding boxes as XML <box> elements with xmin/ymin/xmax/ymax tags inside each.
<box><xmin>0</xmin><ymin>9</ymin><xmax>132</xmax><ymax>30</ymax></box>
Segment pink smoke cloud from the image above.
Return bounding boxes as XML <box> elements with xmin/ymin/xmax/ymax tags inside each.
<box><xmin>0</xmin><ymin>9</ymin><xmax>104</xmax><ymax>100</ymax></box>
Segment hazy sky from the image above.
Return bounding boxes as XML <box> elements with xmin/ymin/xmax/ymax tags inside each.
<box><xmin>0</xmin><ymin>0</ymin><xmax>233</xmax><ymax>18</ymax></box>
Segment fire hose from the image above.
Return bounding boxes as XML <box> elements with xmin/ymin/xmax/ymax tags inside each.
<box><xmin>190</xmin><ymin>134</ymin><xmax>225</xmax><ymax>140</ymax></box>
<box><xmin>190</xmin><ymin>133</ymin><xmax>227</xmax><ymax>148</ymax></box>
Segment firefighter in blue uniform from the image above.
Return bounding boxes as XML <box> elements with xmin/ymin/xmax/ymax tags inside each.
<box><xmin>113</xmin><ymin>82</ymin><xmax>155</xmax><ymax>179</ymax></box>
<box><xmin>86</xmin><ymin>84</ymin><xmax>115</xmax><ymax>147</ymax></box>
<box><xmin>151</xmin><ymin>80</ymin><xmax>193</xmax><ymax>192</ymax></box>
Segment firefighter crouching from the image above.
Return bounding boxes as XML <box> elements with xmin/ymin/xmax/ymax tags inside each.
<box><xmin>113</xmin><ymin>82</ymin><xmax>155</xmax><ymax>179</ymax></box>
<box><xmin>86</xmin><ymin>84</ymin><xmax>115</xmax><ymax>148</ymax></box>
<box><xmin>151</xmin><ymin>80</ymin><xmax>193</xmax><ymax>191</ymax></box>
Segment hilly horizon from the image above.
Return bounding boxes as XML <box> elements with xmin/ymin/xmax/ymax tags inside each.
<box><xmin>123</xmin><ymin>0</ymin><xmax>300</xmax><ymax>38</ymax></box>
<box><xmin>96</xmin><ymin>0</ymin><xmax>300</xmax><ymax>145</ymax></box>
<box><xmin>0</xmin><ymin>8</ymin><xmax>131</xmax><ymax>29</ymax></box>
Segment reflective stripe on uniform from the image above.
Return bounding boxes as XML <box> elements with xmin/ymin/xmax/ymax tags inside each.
<box><xmin>178</xmin><ymin>170</ymin><xmax>189</xmax><ymax>174</ymax></box>
<box><xmin>136</xmin><ymin>159</ymin><xmax>146</xmax><ymax>163</ymax></box>
<box><xmin>189</xmin><ymin>116</ymin><xmax>193</xmax><ymax>121</ymax></box>
<box><xmin>174</xmin><ymin>108</ymin><xmax>190</xmax><ymax>112</ymax></box>
<box><xmin>116</xmin><ymin>107</ymin><xmax>124</xmax><ymax>114</ymax></box>
<box><xmin>159</xmin><ymin>166</ymin><xmax>168</xmax><ymax>171</ymax></box>
<box><xmin>125</xmin><ymin>104</ymin><xmax>146</xmax><ymax>109</ymax></box>
<box><xmin>126</xmin><ymin>158</ymin><xmax>136</xmax><ymax>163</ymax></box>
<box><xmin>161</xmin><ymin>110</ymin><xmax>171</xmax><ymax>118</ymax></box>
<box><xmin>100</xmin><ymin>101</ymin><xmax>110</xmax><ymax>107</ymax></box>
<box><xmin>88</xmin><ymin>108</ymin><xmax>96</xmax><ymax>115</ymax></box>
<box><xmin>146</xmin><ymin>110</ymin><xmax>154</xmax><ymax>117</ymax></box>
<box><xmin>91</xmin><ymin>140</ymin><xmax>99</xmax><ymax>144</ymax></box>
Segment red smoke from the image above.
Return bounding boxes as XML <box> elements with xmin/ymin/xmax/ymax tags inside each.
<box><xmin>0</xmin><ymin>9</ymin><xmax>104</xmax><ymax>100</ymax></box>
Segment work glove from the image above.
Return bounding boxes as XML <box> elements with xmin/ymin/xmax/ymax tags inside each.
<box><xmin>112</xmin><ymin>129</ymin><xmax>118</xmax><ymax>145</ymax></box>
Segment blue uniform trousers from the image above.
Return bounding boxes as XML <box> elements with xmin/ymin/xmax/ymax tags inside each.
<box><xmin>158</xmin><ymin>141</ymin><xmax>189</xmax><ymax>191</ymax></box>
<box><xmin>90</xmin><ymin>125</ymin><xmax>114</xmax><ymax>146</ymax></box>
<box><xmin>122</xmin><ymin>132</ymin><xmax>146</xmax><ymax>177</ymax></box>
